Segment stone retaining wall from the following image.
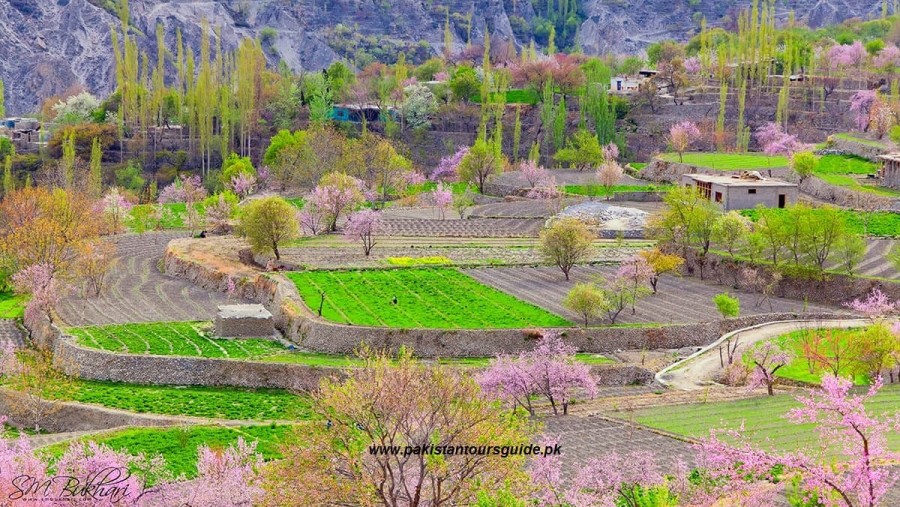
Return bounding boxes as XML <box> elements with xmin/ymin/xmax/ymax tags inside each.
<box><xmin>29</xmin><ymin>314</ymin><xmax>339</xmax><ymax>391</ymax></box>
<box><xmin>639</xmin><ymin>159</ymin><xmax>791</xmax><ymax>183</ymax></box>
<box><xmin>830</xmin><ymin>136</ymin><xmax>892</xmax><ymax>161</ymax></box>
<box><xmin>798</xmin><ymin>175</ymin><xmax>896</xmax><ymax>209</ymax></box>
<box><xmin>0</xmin><ymin>389</ymin><xmax>190</xmax><ymax>433</ymax></box>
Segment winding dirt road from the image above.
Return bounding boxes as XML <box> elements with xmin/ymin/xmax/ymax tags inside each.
<box><xmin>657</xmin><ymin>318</ymin><xmax>871</xmax><ymax>390</ymax></box>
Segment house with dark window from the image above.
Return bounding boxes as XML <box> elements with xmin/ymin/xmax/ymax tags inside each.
<box><xmin>681</xmin><ymin>172</ymin><xmax>798</xmax><ymax>210</ymax></box>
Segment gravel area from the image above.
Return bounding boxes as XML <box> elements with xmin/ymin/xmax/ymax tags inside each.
<box><xmin>0</xmin><ymin>320</ymin><xmax>24</xmax><ymax>348</ymax></box>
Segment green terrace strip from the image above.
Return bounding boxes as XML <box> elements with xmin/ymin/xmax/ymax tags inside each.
<box><xmin>66</xmin><ymin>322</ymin><xmax>288</xmax><ymax>359</ymax></box>
<box><xmin>471</xmin><ymin>89</ymin><xmax>539</xmax><ymax>105</ymax></box>
<box><xmin>748</xmin><ymin>328</ymin><xmax>870</xmax><ymax>386</ymax></box>
<box><xmin>39</xmin><ymin>425</ymin><xmax>291</xmax><ymax>480</ymax></box>
<box><xmin>0</xmin><ymin>291</ymin><xmax>26</xmax><ymax>319</ymax></box>
<box><xmin>562</xmin><ymin>184</ymin><xmax>672</xmax><ymax>197</ymax></box>
<box><xmin>386</xmin><ymin>256</ymin><xmax>453</xmax><ymax>267</ymax></box>
<box><xmin>35</xmin><ymin>380</ymin><xmax>312</xmax><ymax>421</ymax></box>
<box><xmin>739</xmin><ymin>208</ymin><xmax>900</xmax><ymax>238</ymax></box>
<box><xmin>658</xmin><ymin>152</ymin><xmax>789</xmax><ymax>170</ymax></box>
<box><xmin>813</xmin><ymin>155</ymin><xmax>900</xmax><ymax>197</ymax></box>
<box><xmin>629</xmin><ymin>162</ymin><xmax>647</xmax><ymax>170</ymax></box>
<box><xmin>406</xmin><ymin>181</ymin><xmax>476</xmax><ymax>196</ymax></box>
<box><xmin>286</xmin><ymin>268</ymin><xmax>572</xmax><ymax>329</ymax></box>
<box><xmin>832</xmin><ymin>132</ymin><xmax>890</xmax><ymax>149</ymax></box>
<box><xmin>614</xmin><ymin>385</ymin><xmax>900</xmax><ymax>455</ymax></box>
<box><xmin>125</xmin><ymin>202</ymin><xmax>199</xmax><ymax>231</ymax></box>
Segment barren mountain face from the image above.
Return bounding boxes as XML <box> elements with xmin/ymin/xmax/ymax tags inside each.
<box><xmin>0</xmin><ymin>0</ymin><xmax>884</xmax><ymax>114</ymax></box>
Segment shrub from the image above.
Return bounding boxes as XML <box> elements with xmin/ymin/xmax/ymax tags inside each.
<box><xmin>238</xmin><ymin>196</ymin><xmax>298</xmax><ymax>260</ymax></box>
<box><xmin>713</xmin><ymin>292</ymin><xmax>740</xmax><ymax>318</ymax></box>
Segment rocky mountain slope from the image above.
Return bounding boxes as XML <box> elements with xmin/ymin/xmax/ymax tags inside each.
<box><xmin>0</xmin><ymin>0</ymin><xmax>889</xmax><ymax>114</ymax></box>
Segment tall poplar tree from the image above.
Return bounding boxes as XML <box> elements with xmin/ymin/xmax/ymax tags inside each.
<box><xmin>89</xmin><ymin>137</ymin><xmax>103</xmax><ymax>199</ymax></box>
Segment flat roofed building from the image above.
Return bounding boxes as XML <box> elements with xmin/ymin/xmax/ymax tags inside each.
<box><xmin>681</xmin><ymin>172</ymin><xmax>799</xmax><ymax>211</ymax></box>
<box><xmin>877</xmin><ymin>153</ymin><xmax>900</xmax><ymax>189</ymax></box>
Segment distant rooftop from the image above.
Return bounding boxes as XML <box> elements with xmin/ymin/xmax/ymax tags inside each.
<box><xmin>877</xmin><ymin>153</ymin><xmax>900</xmax><ymax>163</ymax></box>
<box><xmin>684</xmin><ymin>173</ymin><xmax>797</xmax><ymax>187</ymax></box>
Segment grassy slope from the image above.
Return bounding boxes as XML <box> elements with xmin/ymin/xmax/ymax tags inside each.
<box><xmin>562</xmin><ymin>184</ymin><xmax>672</xmax><ymax>197</ymax></box>
<box><xmin>620</xmin><ymin>385</ymin><xmax>900</xmax><ymax>454</ymax></box>
<box><xmin>0</xmin><ymin>291</ymin><xmax>26</xmax><ymax>319</ymax></box>
<box><xmin>42</xmin><ymin>380</ymin><xmax>312</xmax><ymax>421</ymax></box>
<box><xmin>833</xmin><ymin>132</ymin><xmax>890</xmax><ymax>148</ymax></box>
<box><xmin>658</xmin><ymin>152</ymin><xmax>789</xmax><ymax>170</ymax></box>
<box><xmin>40</xmin><ymin>425</ymin><xmax>291</xmax><ymax>479</ymax></box>
<box><xmin>739</xmin><ymin>208</ymin><xmax>900</xmax><ymax>238</ymax></box>
<box><xmin>287</xmin><ymin>268</ymin><xmax>571</xmax><ymax>329</ymax></box>
<box><xmin>260</xmin><ymin>351</ymin><xmax>612</xmax><ymax>367</ymax></box>
<box><xmin>744</xmin><ymin>328</ymin><xmax>870</xmax><ymax>385</ymax></box>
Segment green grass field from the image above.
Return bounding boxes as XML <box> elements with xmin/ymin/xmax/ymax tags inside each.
<box><xmin>739</xmin><ymin>208</ymin><xmax>900</xmax><ymax>238</ymax></box>
<box><xmin>40</xmin><ymin>380</ymin><xmax>312</xmax><ymax>421</ymax></box>
<box><xmin>472</xmin><ymin>89</ymin><xmax>539</xmax><ymax>105</ymax></box>
<box><xmin>658</xmin><ymin>152</ymin><xmax>789</xmax><ymax>170</ymax></box>
<box><xmin>618</xmin><ymin>385</ymin><xmax>900</xmax><ymax>454</ymax></box>
<box><xmin>744</xmin><ymin>328</ymin><xmax>869</xmax><ymax>385</ymax></box>
<box><xmin>407</xmin><ymin>181</ymin><xmax>475</xmax><ymax>197</ymax></box>
<box><xmin>833</xmin><ymin>132</ymin><xmax>890</xmax><ymax>149</ymax></box>
<box><xmin>0</xmin><ymin>291</ymin><xmax>26</xmax><ymax>319</ymax></box>
<box><xmin>562</xmin><ymin>184</ymin><xmax>672</xmax><ymax>197</ymax></box>
<box><xmin>67</xmin><ymin>322</ymin><xmax>287</xmax><ymax>359</ymax></box>
<box><xmin>287</xmin><ymin>268</ymin><xmax>571</xmax><ymax>329</ymax></box>
<box><xmin>41</xmin><ymin>425</ymin><xmax>291</xmax><ymax>480</ymax></box>
<box><xmin>125</xmin><ymin>203</ymin><xmax>199</xmax><ymax>231</ymax></box>
<box><xmin>814</xmin><ymin>154</ymin><xmax>877</xmax><ymax>175</ymax></box>
<box><xmin>630</xmin><ymin>162</ymin><xmax>647</xmax><ymax>170</ymax></box>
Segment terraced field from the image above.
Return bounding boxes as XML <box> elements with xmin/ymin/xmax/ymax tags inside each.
<box><xmin>464</xmin><ymin>265</ymin><xmax>837</xmax><ymax>325</ymax></box>
<box><xmin>658</xmin><ymin>152</ymin><xmax>789</xmax><ymax>170</ymax></box>
<box><xmin>56</xmin><ymin>232</ymin><xmax>234</xmax><ymax>326</ymax></box>
<box><xmin>67</xmin><ymin>322</ymin><xmax>286</xmax><ymax>359</ymax></box>
<box><xmin>828</xmin><ymin>238</ymin><xmax>899</xmax><ymax>279</ymax></box>
<box><xmin>614</xmin><ymin>385</ymin><xmax>900</xmax><ymax>454</ymax></box>
<box><xmin>377</xmin><ymin>217</ymin><xmax>545</xmax><ymax>237</ymax></box>
<box><xmin>287</xmin><ymin>268</ymin><xmax>571</xmax><ymax>328</ymax></box>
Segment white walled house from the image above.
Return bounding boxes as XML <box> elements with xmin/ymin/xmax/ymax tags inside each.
<box><xmin>681</xmin><ymin>173</ymin><xmax>798</xmax><ymax>211</ymax></box>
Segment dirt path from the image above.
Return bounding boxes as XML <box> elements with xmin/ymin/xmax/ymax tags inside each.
<box><xmin>657</xmin><ymin>318</ymin><xmax>871</xmax><ymax>390</ymax></box>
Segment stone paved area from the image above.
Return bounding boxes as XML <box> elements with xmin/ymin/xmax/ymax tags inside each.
<box><xmin>56</xmin><ymin>232</ymin><xmax>237</xmax><ymax>326</ymax></box>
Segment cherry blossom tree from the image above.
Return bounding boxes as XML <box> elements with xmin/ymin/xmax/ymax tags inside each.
<box><xmin>748</xmin><ymin>341</ymin><xmax>793</xmax><ymax>396</ymax></box>
<box><xmin>343</xmin><ymin>209</ymin><xmax>382</xmax><ymax>256</ymax></box>
<box><xmin>829</xmin><ymin>41</ymin><xmax>866</xmax><ymax>70</ymax></box>
<box><xmin>602</xmin><ymin>143</ymin><xmax>619</xmax><ymax>162</ymax></box>
<box><xmin>520</xmin><ymin>160</ymin><xmax>550</xmax><ymax>189</ymax></box>
<box><xmin>596</xmin><ymin>160</ymin><xmax>624</xmax><ymax>200</ymax></box>
<box><xmin>616</xmin><ymin>256</ymin><xmax>654</xmax><ymax>315</ymax></box>
<box><xmin>874</xmin><ymin>45</ymin><xmax>900</xmax><ymax>71</ymax></box>
<box><xmin>308</xmin><ymin>172</ymin><xmax>365</xmax><ymax>231</ymax></box>
<box><xmin>668</xmin><ymin>121</ymin><xmax>701</xmax><ymax>162</ymax></box>
<box><xmin>229</xmin><ymin>172</ymin><xmax>256</xmax><ymax>198</ymax></box>
<box><xmin>684</xmin><ymin>56</ymin><xmax>702</xmax><ymax>75</ymax></box>
<box><xmin>755</xmin><ymin>122</ymin><xmax>806</xmax><ymax>157</ymax></box>
<box><xmin>698</xmin><ymin>375</ymin><xmax>900</xmax><ymax>507</ymax></box>
<box><xmin>431</xmin><ymin>146</ymin><xmax>468</xmax><ymax>182</ymax></box>
<box><xmin>849</xmin><ymin>90</ymin><xmax>878</xmax><ymax>132</ymax></box>
<box><xmin>12</xmin><ymin>263</ymin><xmax>61</xmax><ymax>326</ymax></box>
<box><xmin>479</xmin><ymin>331</ymin><xmax>597</xmax><ymax>416</ymax></box>
<box><xmin>844</xmin><ymin>288</ymin><xmax>897</xmax><ymax>321</ymax></box>
<box><xmin>102</xmin><ymin>188</ymin><xmax>133</xmax><ymax>234</ymax></box>
<box><xmin>428</xmin><ymin>182</ymin><xmax>453</xmax><ymax>220</ymax></box>
<box><xmin>297</xmin><ymin>205</ymin><xmax>327</xmax><ymax>236</ymax></box>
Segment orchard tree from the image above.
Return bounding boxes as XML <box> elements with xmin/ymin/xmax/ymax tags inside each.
<box><xmin>343</xmin><ymin>209</ymin><xmax>381</xmax><ymax>256</ymax></box>
<box><xmin>309</xmin><ymin>172</ymin><xmax>365</xmax><ymax>231</ymax></box>
<box><xmin>480</xmin><ymin>332</ymin><xmax>597</xmax><ymax>416</ymax></box>
<box><xmin>563</xmin><ymin>282</ymin><xmax>608</xmax><ymax>327</ymax></box>
<box><xmin>713</xmin><ymin>292</ymin><xmax>740</xmax><ymax>319</ymax></box>
<box><xmin>596</xmin><ymin>160</ymin><xmax>623</xmax><ymax>200</ymax></box>
<box><xmin>646</xmin><ymin>185</ymin><xmax>721</xmax><ymax>277</ymax></box>
<box><xmin>638</xmin><ymin>248</ymin><xmax>684</xmax><ymax>294</ymax></box>
<box><xmin>428</xmin><ymin>182</ymin><xmax>452</xmax><ymax>220</ymax></box>
<box><xmin>102</xmin><ymin>187</ymin><xmax>133</xmax><ymax>234</ymax></box>
<box><xmin>617</xmin><ymin>256</ymin><xmax>654</xmax><ymax>314</ymax></box>
<box><xmin>668</xmin><ymin>121</ymin><xmax>701</xmax><ymax>162</ymax></box>
<box><xmin>432</xmin><ymin>146</ymin><xmax>469</xmax><ymax>182</ymax></box>
<box><xmin>711</xmin><ymin>211</ymin><xmax>750</xmax><ymax>258</ymax></box>
<box><xmin>844</xmin><ymin>288</ymin><xmax>897</xmax><ymax>321</ymax></box>
<box><xmin>458</xmin><ymin>139</ymin><xmax>502</xmax><ymax>193</ymax></box>
<box><xmin>554</xmin><ymin>129</ymin><xmax>604</xmax><ymax>171</ymax></box>
<box><xmin>748</xmin><ymin>341</ymin><xmax>792</xmax><ymax>396</ymax></box>
<box><xmin>265</xmin><ymin>350</ymin><xmax>534</xmax><ymax>506</ymax></box>
<box><xmin>539</xmin><ymin>218</ymin><xmax>594</xmax><ymax>280</ymax></box>
<box><xmin>520</xmin><ymin>160</ymin><xmax>550</xmax><ymax>189</ymax></box>
<box><xmin>238</xmin><ymin>196</ymin><xmax>298</xmax><ymax>260</ymax></box>
<box><xmin>75</xmin><ymin>241</ymin><xmax>116</xmax><ymax>298</ymax></box>
<box><xmin>791</xmin><ymin>151</ymin><xmax>818</xmax><ymax>182</ymax></box>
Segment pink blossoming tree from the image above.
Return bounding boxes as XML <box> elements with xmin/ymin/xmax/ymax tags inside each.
<box><xmin>520</xmin><ymin>160</ymin><xmax>551</xmax><ymax>189</ymax></box>
<box><xmin>844</xmin><ymin>288</ymin><xmax>897</xmax><ymax>320</ymax></box>
<box><xmin>748</xmin><ymin>341</ymin><xmax>793</xmax><ymax>396</ymax></box>
<box><xmin>12</xmin><ymin>263</ymin><xmax>60</xmax><ymax>326</ymax></box>
<box><xmin>479</xmin><ymin>331</ymin><xmax>597</xmax><ymax>416</ymax></box>
<box><xmin>229</xmin><ymin>172</ymin><xmax>256</xmax><ymax>198</ymax></box>
<box><xmin>431</xmin><ymin>146</ymin><xmax>469</xmax><ymax>182</ymax></box>
<box><xmin>343</xmin><ymin>209</ymin><xmax>382</xmax><ymax>256</ymax></box>
<box><xmin>428</xmin><ymin>182</ymin><xmax>453</xmax><ymax>219</ymax></box>
<box><xmin>102</xmin><ymin>188</ymin><xmax>134</xmax><ymax>234</ymax></box>
<box><xmin>668</xmin><ymin>121</ymin><xmax>701</xmax><ymax>162</ymax></box>
<box><xmin>849</xmin><ymin>90</ymin><xmax>878</xmax><ymax>132</ymax></box>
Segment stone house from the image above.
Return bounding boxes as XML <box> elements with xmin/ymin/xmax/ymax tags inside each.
<box><xmin>877</xmin><ymin>153</ymin><xmax>900</xmax><ymax>189</ymax></box>
<box><xmin>681</xmin><ymin>172</ymin><xmax>798</xmax><ymax>211</ymax></box>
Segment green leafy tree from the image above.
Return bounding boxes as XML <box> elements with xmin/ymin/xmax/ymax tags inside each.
<box><xmin>790</xmin><ymin>151</ymin><xmax>818</xmax><ymax>182</ymax></box>
<box><xmin>220</xmin><ymin>153</ymin><xmax>256</xmax><ymax>186</ymax></box>
<box><xmin>458</xmin><ymin>138</ymin><xmax>503</xmax><ymax>193</ymax></box>
<box><xmin>646</xmin><ymin>186</ymin><xmax>721</xmax><ymax>278</ymax></box>
<box><xmin>539</xmin><ymin>218</ymin><xmax>595</xmax><ymax>280</ymax></box>
<box><xmin>564</xmin><ymin>282</ymin><xmax>608</xmax><ymax>327</ymax></box>
<box><xmin>554</xmin><ymin>129</ymin><xmax>603</xmax><ymax>171</ymax></box>
<box><xmin>450</xmin><ymin>65</ymin><xmax>480</xmax><ymax>103</ymax></box>
<box><xmin>238</xmin><ymin>196</ymin><xmax>299</xmax><ymax>260</ymax></box>
<box><xmin>713</xmin><ymin>292</ymin><xmax>740</xmax><ymax>318</ymax></box>
<box><xmin>89</xmin><ymin>137</ymin><xmax>103</xmax><ymax>199</ymax></box>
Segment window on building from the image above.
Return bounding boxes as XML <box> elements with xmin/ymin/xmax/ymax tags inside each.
<box><xmin>714</xmin><ymin>192</ymin><xmax>723</xmax><ymax>203</ymax></box>
<box><xmin>748</xmin><ymin>188</ymin><xmax>757</xmax><ymax>194</ymax></box>
<box><xmin>696</xmin><ymin>181</ymin><xmax>712</xmax><ymax>200</ymax></box>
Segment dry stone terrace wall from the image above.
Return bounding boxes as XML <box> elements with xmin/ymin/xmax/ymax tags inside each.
<box><xmin>639</xmin><ymin>159</ymin><xmax>792</xmax><ymax>183</ymax></box>
<box><xmin>28</xmin><ymin>313</ymin><xmax>340</xmax><ymax>391</ymax></box>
